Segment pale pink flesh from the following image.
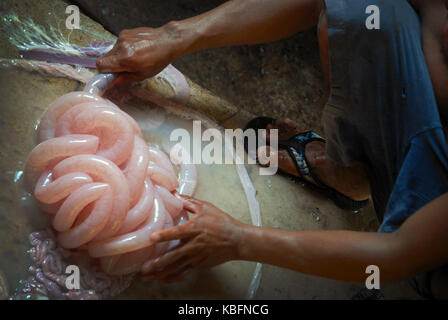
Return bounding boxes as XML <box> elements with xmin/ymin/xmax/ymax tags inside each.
<box><xmin>105</xmin><ymin>100</ymin><xmax>142</xmax><ymax>137</ymax></box>
<box><xmin>169</xmin><ymin>144</ymin><xmax>198</xmax><ymax>196</ymax></box>
<box><xmin>37</xmin><ymin>199</ymin><xmax>63</xmax><ymax>215</ymax></box>
<box><xmin>37</xmin><ymin>92</ymin><xmax>105</xmax><ymax>142</ymax></box>
<box><xmin>116</xmin><ymin>179</ymin><xmax>154</xmax><ymax>235</ymax></box>
<box><xmin>55</xmin><ymin>102</ymin><xmax>108</xmax><ymax>137</ymax></box>
<box><xmin>140</xmin><ymin>212</ymin><xmax>188</xmax><ymax>273</ymax></box>
<box><xmin>54</xmin><ymin>100</ymin><xmax>141</xmax><ymax>138</ymax></box>
<box><xmin>25</xmin><ymin>87</ymin><xmax>200</xmax><ymax>277</ymax></box>
<box><xmin>87</xmin><ymin>196</ymin><xmax>166</xmax><ymax>258</ymax></box>
<box><xmin>56</xmin><ymin>104</ymin><xmax>134</xmax><ymax>166</ymax></box>
<box><xmin>101</xmin><ymin>246</ymin><xmax>157</xmax><ymax>276</ymax></box>
<box><xmin>176</xmin><ymin>161</ymin><xmax>198</xmax><ymax>197</ymax></box>
<box><xmin>105</xmin><ymin>206</ymin><xmax>176</xmax><ymax>275</ymax></box>
<box><xmin>52</xmin><ymin>154</ymin><xmax>130</xmax><ymax>240</ymax></box>
<box><xmin>53</xmin><ymin>183</ymin><xmax>109</xmax><ymax>232</ymax></box>
<box><xmin>34</xmin><ymin>171</ymin><xmax>93</xmax><ymax>204</ymax></box>
<box><xmin>57</xmin><ymin>184</ymin><xmax>113</xmax><ymax>249</ymax></box>
<box><xmin>155</xmin><ymin>184</ymin><xmax>183</xmax><ymax>219</ymax></box>
<box><xmin>24</xmin><ymin>134</ymin><xmax>99</xmax><ymax>190</ymax></box>
<box><xmin>122</xmin><ymin>136</ymin><xmax>150</xmax><ymax>206</ymax></box>
<box><xmin>161</xmin><ymin>64</ymin><xmax>191</xmax><ymax>105</ymax></box>
<box><xmin>148</xmin><ymin>146</ymin><xmax>177</xmax><ymax>176</ymax></box>
<box><xmin>147</xmin><ymin>162</ymin><xmax>179</xmax><ymax>191</ymax></box>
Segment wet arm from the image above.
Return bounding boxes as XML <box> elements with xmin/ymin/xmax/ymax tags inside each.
<box><xmin>238</xmin><ymin>192</ymin><xmax>448</xmax><ymax>282</ymax></box>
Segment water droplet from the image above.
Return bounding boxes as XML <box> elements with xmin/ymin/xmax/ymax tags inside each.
<box><xmin>310</xmin><ymin>208</ymin><xmax>321</xmax><ymax>222</ymax></box>
<box><xmin>401</xmin><ymin>88</ymin><xmax>407</xmax><ymax>99</ymax></box>
<box><xmin>14</xmin><ymin>170</ymin><xmax>23</xmax><ymax>183</ymax></box>
<box><xmin>265</xmin><ymin>178</ymin><xmax>272</xmax><ymax>188</ymax></box>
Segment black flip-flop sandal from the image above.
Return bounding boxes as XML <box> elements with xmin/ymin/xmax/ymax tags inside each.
<box><xmin>244</xmin><ymin>117</ymin><xmax>369</xmax><ymax>212</ymax></box>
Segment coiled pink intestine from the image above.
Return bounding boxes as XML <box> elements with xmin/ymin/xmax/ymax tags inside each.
<box><xmin>24</xmin><ymin>83</ymin><xmax>196</xmax><ymax>276</ymax></box>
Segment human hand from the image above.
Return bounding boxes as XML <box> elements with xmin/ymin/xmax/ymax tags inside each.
<box><xmin>96</xmin><ymin>23</ymin><xmax>190</xmax><ymax>86</ymax></box>
<box><xmin>140</xmin><ymin>197</ymin><xmax>246</xmax><ymax>283</ymax></box>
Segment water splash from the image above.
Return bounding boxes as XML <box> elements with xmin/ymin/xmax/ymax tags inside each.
<box><xmin>1</xmin><ymin>12</ymin><xmax>114</xmax><ymax>57</ymax></box>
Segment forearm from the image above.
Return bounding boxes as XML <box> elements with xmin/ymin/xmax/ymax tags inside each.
<box><xmin>237</xmin><ymin>192</ymin><xmax>448</xmax><ymax>283</ymax></box>
<box><xmin>146</xmin><ymin>194</ymin><xmax>448</xmax><ymax>283</ymax></box>
<box><xmin>167</xmin><ymin>0</ymin><xmax>323</xmax><ymax>56</ymax></box>
<box><xmin>237</xmin><ymin>226</ymin><xmax>403</xmax><ymax>282</ymax></box>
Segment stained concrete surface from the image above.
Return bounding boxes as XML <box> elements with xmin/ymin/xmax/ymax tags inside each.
<box><xmin>0</xmin><ymin>0</ymin><xmax>421</xmax><ymax>299</ymax></box>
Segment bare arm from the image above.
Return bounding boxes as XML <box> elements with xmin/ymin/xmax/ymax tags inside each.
<box><xmin>180</xmin><ymin>0</ymin><xmax>323</xmax><ymax>52</ymax></box>
<box><xmin>239</xmin><ymin>191</ymin><xmax>448</xmax><ymax>282</ymax></box>
<box><xmin>97</xmin><ymin>0</ymin><xmax>323</xmax><ymax>82</ymax></box>
<box><xmin>143</xmin><ymin>193</ymin><xmax>448</xmax><ymax>283</ymax></box>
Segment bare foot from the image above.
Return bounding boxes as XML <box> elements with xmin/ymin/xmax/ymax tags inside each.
<box><xmin>258</xmin><ymin>119</ymin><xmax>370</xmax><ymax>201</ymax></box>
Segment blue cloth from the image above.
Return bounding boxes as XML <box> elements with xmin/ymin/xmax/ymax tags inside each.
<box><xmin>323</xmin><ymin>0</ymin><xmax>448</xmax><ymax>227</ymax></box>
<box><xmin>323</xmin><ymin>0</ymin><xmax>448</xmax><ymax>297</ymax></box>
<box><xmin>380</xmin><ymin>128</ymin><xmax>448</xmax><ymax>233</ymax></box>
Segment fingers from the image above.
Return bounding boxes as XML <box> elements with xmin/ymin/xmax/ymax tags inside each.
<box><xmin>159</xmin><ymin>268</ymin><xmax>192</xmax><ymax>283</ymax></box>
<box><xmin>141</xmin><ymin>249</ymin><xmax>210</xmax><ymax>283</ymax></box>
<box><xmin>182</xmin><ymin>199</ymin><xmax>202</xmax><ymax>213</ymax></box>
<box><xmin>96</xmin><ymin>55</ymin><xmax>130</xmax><ymax>73</ymax></box>
<box><xmin>140</xmin><ymin>243</ymin><xmax>195</xmax><ymax>275</ymax></box>
<box><xmin>113</xmin><ymin>72</ymin><xmax>146</xmax><ymax>87</ymax></box>
<box><xmin>143</xmin><ymin>255</ymin><xmax>196</xmax><ymax>280</ymax></box>
<box><xmin>157</xmin><ymin>259</ymin><xmax>196</xmax><ymax>282</ymax></box>
<box><xmin>257</xmin><ymin>145</ymin><xmax>277</xmax><ymax>166</ymax></box>
<box><xmin>96</xmin><ymin>56</ymin><xmax>146</xmax><ymax>89</ymax></box>
<box><xmin>179</xmin><ymin>196</ymin><xmax>208</xmax><ymax>214</ymax></box>
<box><xmin>149</xmin><ymin>197</ymin><xmax>211</xmax><ymax>244</ymax></box>
<box><xmin>150</xmin><ymin>221</ymin><xmax>198</xmax><ymax>243</ymax></box>
<box><xmin>141</xmin><ymin>258</ymin><xmax>156</xmax><ymax>274</ymax></box>
<box><xmin>96</xmin><ymin>37</ymin><xmax>131</xmax><ymax>73</ymax></box>
<box><xmin>141</xmin><ymin>247</ymin><xmax>202</xmax><ymax>282</ymax></box>
<box><xmin>141</xmin><ymin>264</ymin><xmax>192</xmax><ymax>283</ymax></box>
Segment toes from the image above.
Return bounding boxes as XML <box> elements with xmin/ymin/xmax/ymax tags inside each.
<box><xmin>257</xmin><ymin>145</ymin><xmax>275</xmax><ymax>166</ymax></box>
<box><xmin>257</xmin><ymin>146</ymin><xmax>300</xmax><ymax>177</ymax></box>
<box><xmin>304</xmin><ymin>141</ymin><xmax>327</xmax><ymax>168</ymax></box>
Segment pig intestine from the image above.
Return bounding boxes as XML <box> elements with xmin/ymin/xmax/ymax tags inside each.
<box><xmin>24</xmin><ymin>79</ymin><xmax>196</xmax><ymax>276</ymax></box>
